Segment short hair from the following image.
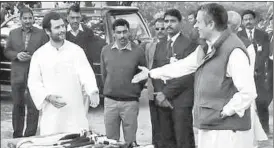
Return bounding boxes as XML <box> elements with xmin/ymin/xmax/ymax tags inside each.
<box><xmin>188</xmin><ymin>10</ymin><xmax>197</xmax><ymax>18</ymax></box>
<box><xmin>154</xmin><ymin>17</ymin><xmax>164</xmax><ymax>25</ymax></box>
<box><xmin>227</xmin><ymin>11</ymin><xmax>242</xmax><ymax>32</ymax></box>
<box><xmin>164</xmin><ymin>9</ymin><xmax>182</xmax><ymax>22</ymax></box>
<box><xmin>67</xmin><ymin>4</ymin><xmax>81</xmax><ymax>15</ymax></box>
<box><xmin>198</xmin><ymin>3</ymin><xmax>228</xmax><ymax>31</ymax></box>
<box><xmin>20</xmin><ymin>7</ymin><xmax>33</xmax><ymax>18</ymax></box>
<box><xmin>42</xmin><ymin>11</ymin><xmax>63</xmax><ymax>31</ymax></box>
<box><xmin>112</xmin><ymin>19</ymin><xmax>130</xmax><ymax>31</ymax></box>
<box><xmin>241</xmin><ymin>10</ymin><xmax>256</xmax><ymax>19</ymax></box>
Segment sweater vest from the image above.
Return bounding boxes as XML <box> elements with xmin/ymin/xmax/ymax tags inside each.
<box><xmin>194</xmin><ymin>30</ymin><xmax>251</xmax><ymax>131</ymax></box>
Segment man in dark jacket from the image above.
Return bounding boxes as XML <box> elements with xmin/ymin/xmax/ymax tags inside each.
<box><xmin>152</xmin><ymin>9</ymin><xmax>196</xmax><ymax>148</ymax></box>
<box><xmin>237</xmin><ymin>9</ymin><xmax>271</xmax><ymax>134</ymax></box>
<box><xmin>4</xmin><ymin>7</ymin><xmax>48</xmax><ymax>138</ymax></box>
<box><xmin>66</xmin><ymin>4</ymin><xmax>106</xmax><ymax>109</ymax></box>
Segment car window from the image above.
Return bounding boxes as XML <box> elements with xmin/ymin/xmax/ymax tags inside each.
<box><xmin>84</xmin><ymin>16</ymin><xmax>105</xmax><ymax>40</ymax></box>
<box><xmin>110</xmin><ymin>13</ymin><xmax>150</xmax><ymax>42</ymax></box>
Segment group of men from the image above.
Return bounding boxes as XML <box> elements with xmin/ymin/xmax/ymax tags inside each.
<box><xmin>4</xmin><ymin>5</ymin><xmax>104</xmax><ymax>137</ymax></box>
<box><xmin>3</xmin><ymin>2</ymin><xmax>273</xmax><ymax>148</ymax></box>
<box><xmin>133</xmin><ymin>3</ymin><xmax>272</xmax><ymax>148</ymax></box>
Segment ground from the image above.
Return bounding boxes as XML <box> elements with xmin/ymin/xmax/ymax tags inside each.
<box><xmin>1</xmin><ymin>89</ymin><xmax>273</xmax><ymax>147</ymax></box>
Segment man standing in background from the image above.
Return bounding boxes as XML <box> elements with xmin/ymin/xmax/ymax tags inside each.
<box><xmin>101</xmin><ymin>19</ymin><xmax>146</xmax><ymax>147</ymax></box>
<box><xmin>66</xmin><ymin>4</ymin><xmax>106</xmax><ymax>110</ymax></box>
<box><xmin>143</xmin><ymin>17</ymin><xmax>167</xmax><ymax>148</ymax></box>
<box><xmin>152</xmin><ymin>9</ymin><xmax>196</xmax><ymax>148</ymax></box>
<box><xmin>4</xmin><ymin>8</ymin><xmax>48</xmax><ymax>138</ymax></box>
<box><xmin>238</xmin><ymin>9</ymin><xmax>271</xmax><ymax>135</ymax></box>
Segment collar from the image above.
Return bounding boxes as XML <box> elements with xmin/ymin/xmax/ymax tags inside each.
<box><xmin>207</xmin><ymin>35</ymin><xmax>219</xmax><ymax>49</ymax></box>
<box><xmin>21</xmin><ymin>26</ymin><xmax>33</xmax><ymax>33</ymax></box>
<box><xmin>67</xmin><ymin>24</ymin><xmax>84</xmax><ymax>32</ymax></box>
<box><xmin>167</xmin><ymin>32</ymin><xmax>181</xmax><ymax>43</ymax></box>
<box><xmin>111</xmin><ymin>41</ymin><xmax>132</xmax><ymax>51</ymax></box>
<box><xmin>245</xmin><ymin>27</ymin><xmax>255</xmax><ymax>36</ymax></box>
<box><xmin>207</xmin><ymin>29</ymin><xmax>231</xmax><ymax>53</ymax></box>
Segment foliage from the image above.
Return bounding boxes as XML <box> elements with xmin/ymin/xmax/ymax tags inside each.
<box><xmin>134</xmin><ymin>2</ymin><xmax>272</xmax><ymax>37</ymax></box>
<box><xmin>135</xmin><ymin>2</ymin><xmax>272</xmax><ymax>22</ymax></box>
<box><xmin>106</xmin><ymin>1</ymin><xmax>133</xmax><ymax>6</ymax></box>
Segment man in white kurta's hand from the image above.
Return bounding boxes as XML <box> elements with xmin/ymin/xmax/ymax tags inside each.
<box><xmin>28</xmin><ymin>12</ymin><xmax>99</xmax><ymax>135</ymax></box>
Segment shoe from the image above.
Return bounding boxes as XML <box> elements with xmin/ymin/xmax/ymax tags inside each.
<box><xmin>131</xmin><ymin>141</ymin><xmax>140</xmax><ymax>147</ymax></box>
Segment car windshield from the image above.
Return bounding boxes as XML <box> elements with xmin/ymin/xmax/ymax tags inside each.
<box><xmin>110</xmin><ymin>13</ymin><xmax>150</xmax><ymax>41</ymax></box>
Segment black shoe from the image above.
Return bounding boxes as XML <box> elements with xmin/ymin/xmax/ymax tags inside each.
<box><xmin>131</xmin><ymin>141</ymin><xmax>140</xmax><ymax>147</ymax></box>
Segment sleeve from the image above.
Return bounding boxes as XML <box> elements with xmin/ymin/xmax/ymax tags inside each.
<box><xmin>262</xmin><ymin>32</ymin><xmax>270</xmax><ymax>74</ymax></box>
<box><xmin>4</xmin><ymin>31</ymin><xmax>19</xmax><ymax>61</ymax></box>
<box><xmin>75</xmin><ymin>47</ymin><xmax>99</xmax><ymax>95</ymax></box>
<box><xmin>150</xmin><ymin>45</ymin><xmax>200</xmax><ymax>80</ymax></box>
<box><xmin>222</xmin><ymin>48</ymin><xmax>257</xmax><ymax>117</ymax></box>
<box><xmin>100</xmin><ymin>46</ymin><xmax>107</xmax><ymax>85</ymax></box>
<box><xmin>138</xmin><ymin>47</ymin><xmax>148</xmax><ymax>88</ymax></box>
<box><xmin>162</xmin><ymin>73</ymin><xmax>194</xmax><ymax>100</ymax></box>
<box><xmin>27</xmin><ymin>53</ymin><xmax>49</xmax><ymax>110</ymax></box>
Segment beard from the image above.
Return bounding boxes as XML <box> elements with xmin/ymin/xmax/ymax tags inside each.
<box><xmin>50</xmin><ymin>32</ymin><xmax>66</xmax><ymax>43</ymax></box>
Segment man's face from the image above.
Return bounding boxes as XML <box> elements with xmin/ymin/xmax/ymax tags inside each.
<box><xmin>67</xmin><ymin>11</ymin><xmax>81</xmax><ymax>30</ymax></box>
<box><xmin>194</xmin><ymin>11</ymin><xmax>212</xmax><ymax>40</ymax></box>
<box><xmin>188</xmin><ymin>14</ymin><xmax>196</xmax><ymax>26</ymax></box>
<box><xmin>164</xmin><ymin>15</ymin><xmax>181</xmax><ymax>36</ymax></box>
<box><xmin>242</xmin><ymin>14</ymin><xmax>256</xmax><ymax>30</ymax></box>
<box><xmin>20</xmin><ymin>12</ymin><xmax>34</xmax><ymax>29</ymax></box>
<box><xmin>47</xmin><ymin>19</ymin><xmax>66</xmax><ymax>42</ymax></box>
<box><xmin>113</xmin><ymin>25</ymin><xmax>130</xmax><ymax>46</ymax></box>
<box><xmin>155</xmin><ymin>21</ymin><xmax>166</xmax><ymax>39</ymax></box>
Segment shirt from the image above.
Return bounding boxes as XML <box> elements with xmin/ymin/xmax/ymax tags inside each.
<box><xmin>150</xmin><ymin>36</ymin><xmax>257</xmax><ymax>118</ymax></box>
<box><xmin>22</xmin><ymin>27</ymin><xmax>32</xmax><ymax>50</ymax></box>
<box><xmin>67</xmin><ymin>24</ymin><xmax>84</xmax><ymax>36</ymax></box>
<box><xmin>167</xmin><ymin>32</ymin><xmax>181</xmax><ymax>47</ymax></box>
<box><xmin>28</xmin><ymin>40</ymin><xmax>98</xmax><ymax>135</ymax></box>
<box><xmin>245</xmin><ymin>28</ymin><xmax>255</xmax><ymax>41</ymax></box>
<box><xmin>111</xmin><ymin>41</ymin><xmax>132</xmax><ymax>51</ymax></box>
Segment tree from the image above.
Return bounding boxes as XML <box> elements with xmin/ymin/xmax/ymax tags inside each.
<box><xmin>106</xmin><ymin>1</ymin><xmax>132</xmax><ymax>6</ymax></box>
<box><xmin>84</xmin><ymin>2</ymin><xmax>95</xmax><ymax>7</ymax></box>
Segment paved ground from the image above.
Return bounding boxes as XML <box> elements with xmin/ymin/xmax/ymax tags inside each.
<box><xmin>1</xmin><ymin>89</ymin><xmax>273</xmax><ymax>147</ymax></box>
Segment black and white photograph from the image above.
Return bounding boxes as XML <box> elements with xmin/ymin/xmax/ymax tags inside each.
<box><xmin>0</xmin><ymin>1</ymin><xmax>273</xmax><ymax>148</ymax></box>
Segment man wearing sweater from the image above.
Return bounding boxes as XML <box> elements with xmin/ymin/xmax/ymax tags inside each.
<box><xmin>100</xmin><ymin>19</ymin><xmax>146</xmax><ymax>147</ymax></box>
<box><xmin>66</xmin><ymin>5</ymin><xmax>106</xmax><ymax>110</ymax></box>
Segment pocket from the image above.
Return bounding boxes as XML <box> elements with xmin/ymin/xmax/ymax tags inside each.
<box><xmin>104</xmin><ymin>97</ymin><xmax>116</xmax><ymax>108</ymax></box>
<box><xmin>196</xmin><ymin>102</ymin><xmax>224</xmax><ymax>126</ymax></box>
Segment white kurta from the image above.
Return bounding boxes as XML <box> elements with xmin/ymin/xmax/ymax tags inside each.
<box><xmin>150</xmin><ymin>37</ymin><xmax>258</xmax><ymax>148</ymax></box>
<box><xmin>28</xmin><ymin>40</ymin><xmax>98</xmax><ymax>135</ymax></box>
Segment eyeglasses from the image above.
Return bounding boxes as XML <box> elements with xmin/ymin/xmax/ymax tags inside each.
<box><xmin>155</xmin><ymin>27</ymin><xmax>165</xmax><ymax>31</ymax></box>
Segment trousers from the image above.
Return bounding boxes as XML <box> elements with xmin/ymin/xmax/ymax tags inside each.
<box><xmin>104</xmin><ymin>97</ymin><xmax>139</xmax><ymax>144</ymax></box>
<box><xmin>11</xmin><ymin>82</ymin><xmax>39</xmax><ymax>138</ymax></box>
<box><xmin>157</xmin><ymin>105</ymin><xmax>195</xmax><ymax>148</ymax></box>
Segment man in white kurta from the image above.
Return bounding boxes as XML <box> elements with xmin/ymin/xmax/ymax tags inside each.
<box><xmin>28</xmin><ymin>12</ymin><xmax>99</xmax><ymax>136</ymax></box>
<box><xmin>132</xmin><ymin>4</ymin><xmax>257</xmax><ymax>148</ymax></box>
